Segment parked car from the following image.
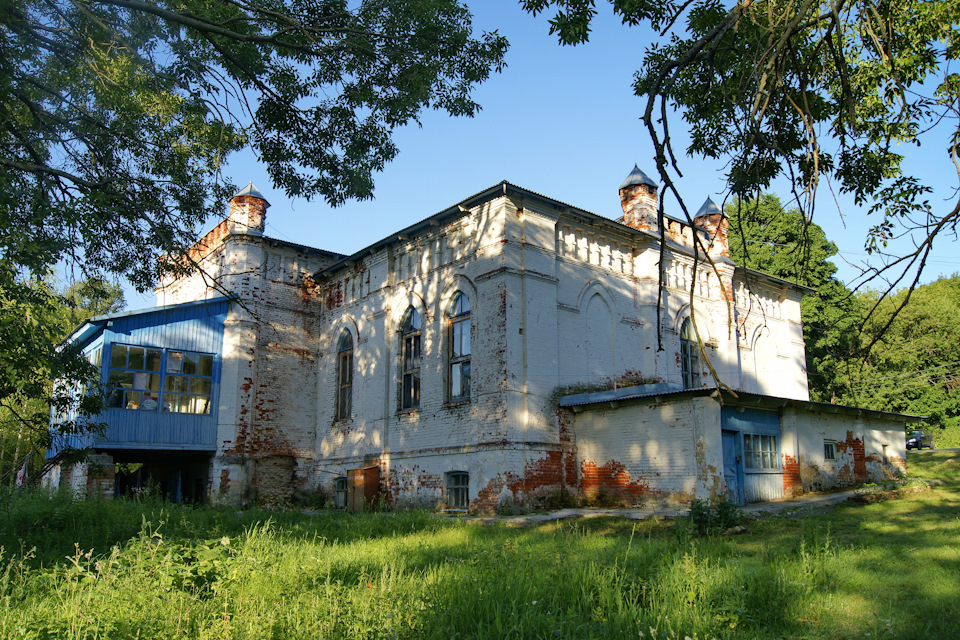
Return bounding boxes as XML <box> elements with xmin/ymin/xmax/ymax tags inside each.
<box><xmin>906</xmin><ymin>429</ymin><xmax>935</xmax><ymax>450</ymax></box>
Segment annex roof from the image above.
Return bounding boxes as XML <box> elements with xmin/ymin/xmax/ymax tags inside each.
<box><xmin>64</xmin><ymin>297</ymin><xmax>233</xmax><ymax>347</ymax></box>
<box><xmin>558</xmin><ymin>385</ymin><xmax>924</xmax><ymax>423</ymax></box>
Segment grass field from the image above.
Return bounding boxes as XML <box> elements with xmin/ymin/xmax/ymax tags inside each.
<box><xmin>1</xmin><ymin>452</ymin><xmax>958</xmax><ymax>639</ymax></box>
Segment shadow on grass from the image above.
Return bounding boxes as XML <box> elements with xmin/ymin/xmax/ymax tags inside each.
<box><xmin>3</xmin><ymin>482</ymin><xmax>959</xmax><ymax>639</ymax></box>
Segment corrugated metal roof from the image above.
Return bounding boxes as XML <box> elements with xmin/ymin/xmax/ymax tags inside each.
<box><xmin>65</xmin><ymin>297</ymin><xmax>232</xmax><ymax>347</ymax></box>
<box><xmin>559</xmin><ymin>385</ymin><xmax>925</xmax><ymax>423</ymax></box>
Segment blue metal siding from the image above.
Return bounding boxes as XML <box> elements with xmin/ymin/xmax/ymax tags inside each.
<box><xmin>97</xmin><ymin>300</ymin><xmax>228</xmax><ymax>451</ymax></box>
<box><xmin>721</xmin><ymin>407</ymin><xmax>780</xmax><ymax>434</ymax></box>
<box><xmin>720</xmin><ymin>406</ymin><xmax>784</xmax><ymax>503</ymax></box>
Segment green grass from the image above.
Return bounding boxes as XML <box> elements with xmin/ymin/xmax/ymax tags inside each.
<box><xmin>1</xmin><ymin>459</ymin><xmax>959</xmax><ymax>639</ymax></box>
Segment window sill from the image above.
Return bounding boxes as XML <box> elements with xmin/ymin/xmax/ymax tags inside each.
<box><xmin>744</xmin><ymin>468</ymin><xmax>782</xmax><ymax>474</ymax></box>
<box><xmin>397</xmin><ymin>408</ymin><xmax>420</xmax><ymax>416</ymax></box>
<box><xmin>444</xmin><ymin>398</ymin><xmax>471</xmax><ymax>409</ymax></box>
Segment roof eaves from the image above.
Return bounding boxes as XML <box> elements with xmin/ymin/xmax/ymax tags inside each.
<box><xmin>736</xmin><ymin>266</ymin><xmax>817</xmax><ymax>294</ymax></box>
<box><xmin>313</xmin><ymin>181</ymin><xmax>634</xmax><ymax>279</ymax></box>
<box><xmin>62</xmin><ymin>296</ymin><xmax>234</xmax><ymax>346</ymax></box>
<box><xmin>559</xmin><ymin>386</ymin><xmax>925</xmax><ymax>423</ymax></box>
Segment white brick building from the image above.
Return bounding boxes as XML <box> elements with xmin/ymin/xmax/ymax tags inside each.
<box><xmin>49</xmin><ymin>169</ymin><xmax>918</xmax><ymax>508</ymax></box>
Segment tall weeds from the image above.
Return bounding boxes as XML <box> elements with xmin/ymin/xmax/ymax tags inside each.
<box><xmin>0</xmin><ymin>479</ymin><xmax>958</xmax><ymax>639</ymax></box>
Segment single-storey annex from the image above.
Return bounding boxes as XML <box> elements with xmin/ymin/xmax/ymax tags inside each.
<box><xmin>46</xmin><ymin>168</ymin><xmax>919</xmax><ymax>508</ymax></box>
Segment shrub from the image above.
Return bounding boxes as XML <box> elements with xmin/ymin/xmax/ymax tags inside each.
<box><xmin>688</xmin><ymin>495</ymin><xmax>742</xmax><ymax>536</ymax></box>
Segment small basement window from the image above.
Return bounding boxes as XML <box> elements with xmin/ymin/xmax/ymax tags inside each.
<box><xmin>824</xmin><ymin>440</ymin><xmax>837</xmax><ymax>461</ymax></box>
<box><xmin>446</xmin><ymin>471</ymin><xmax>469</xmax><ymax>509</ymax></box>
<box><xmin>334</xmin><ymin>477</ymin><xmax>347</xmax><ymax>509</ymax></box>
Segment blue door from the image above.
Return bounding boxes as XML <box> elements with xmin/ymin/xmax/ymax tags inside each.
<box><xmin>721</xmin><ymin>430</ymin><xmax>744</xmax><ymax>505</ymax></box>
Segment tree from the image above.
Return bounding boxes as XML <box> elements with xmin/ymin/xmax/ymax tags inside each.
<box><xmin>726</xmin><ymin>194</ymin><xmax>862</xmax><ymax>402</ymax></box>
<box><xmin>0</xmin><ymin>276</ymin><xmax>124</xmax><ymax>483</ymax></box>
<box><xmin>0</xmin><ymin>0</ymin><xmax>506</xmax><ymax>454</ymax></box>
<box><xmin>523</xmin><ymin>0</ymin><xmax>959</xmax><ymax>299</ymax></box>
<box><xmin>845</xmin><ymin>276</ymin><xmax>960</xmax><ymax>442</ymax></box>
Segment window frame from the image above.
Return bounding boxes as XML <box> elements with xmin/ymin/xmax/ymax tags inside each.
<box><xmin>105</xmin><ymin>344</ymin><xmax>215</xmax><ymax>415</ymax></box>
<box><xmin>743</xmin><ymin>433</ymin><xmax>780</xmax><ymax>471</ymax></box>
<box><xmin>400</xmin><ymin>308</ymin><xmax>422</xmax><ymax>410</ymax></box>
<box><xmin>446</xmin><ymin>471</ymin><xmax>469</xmax><ymax>509</ymax></box>
<box><xmin>680</xmin><ymin>318</ymin><xmax>701</xmax><ymax>389</ymax></box>
<box><xmin>823</xmin><ymin>439</ymin><xmax>836</xmax><ymax>462</ymax></box>
<box><xmin>335</xmin><ymin>331</ymin><xmax>354</xmax><ymax>420</ymax></box>
<box><xmin>334</xmin><ymin>476</ymin><xmax>348</xmax><ymax>508</ymax></box>
<box><xmin>447</xmin><ymin>292</ymin><xmax>471</xmax><ymax>402</ymax></box>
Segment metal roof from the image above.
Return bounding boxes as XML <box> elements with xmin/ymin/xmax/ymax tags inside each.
<box><xmin>619</xmin><ymin>164</ymin><xmax>658</xmax><ymax>190</ymax></box>
<box><xmin>558</xmin><ymin>385</ymin><xmax>924</xmax><ymax>423</ymax></box>
<box><xmin>232</xmin><ymin>181</ymin><xmax>270</xmax><ymax>205</ymax></box>
<box><xmin>64</xmin><ymin>297</ymin><xmax>233</xmax><ymax>347</ymax></box>
<box><xmin>695</xmin><ymin>197</ymin><xmax>725</xmax><ymax>218</ymax></box>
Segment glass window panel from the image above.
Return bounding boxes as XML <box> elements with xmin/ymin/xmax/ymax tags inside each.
<box><xmin>110</xmin><ymin>345</ymin><xmax>127</xmax><ymax>368</ymax></box>
<box><xmin>403</xmin><ymin>338</ymin><xmax>413</xmax><ymax>370</ymax></box>
<box><xmin>128</xmin><ymin>347</ymin><xmax>145</xmax><ymax>370</ymax></box>
<box><xmin>451</xmin><ymin>366</ymin><xmax>461</xmax><ymax>399</ymax></box>
<box><xmin>167</xmin><ymin>352</ymin><xmax>183</xmax><ymax>373</ymax></box>
<box><xmin>182</xmin><ymin>353</ymin><xmax>198</xmax><ymax>375</ymax></box>
<box><xmin>199</xmin><ymin>355</ymin><xmax>214</xmax><ymax>377</ymax></box>
<box><xmin>126</xmin><ymin>390</ymin><xmax>142</xmax><ymax>409</ymax></box>
<box><xmin>145</xmin><ymin>349</ymin><xmax>162</xmax><ymax>372</ymax></box>
<box><xmin>461</xmin><ymin>319</ymin><xmax>470</xmax><ymax>355</ymax></box>
<box><xmin>110</xmin><ymin>371</ymin><xmax>135</xmax><ymax>387</ymax></box>
<box><xmin>166</xmin><ymin>375</ymin><xmax>187</xmax><ymax>392</ymax></box>
<box><xmin>133</xmin><ymin>372</ymin><xmax>151</xmax><ymax>390</ymax></box>
<box><xmin>163</xmin><ymin>394</ymin><xmax>177</xmax><ymax>411</ymax></box>
<box><xmin>189</xmin><ymin>378</ymin><xmax>212</xmax><ymax>395</ymax></box>
<box><xmin>451</xmin><ymin>323</ymin><xmax>462</xmax><ymax>358</ymax></box>
<box><xmin>462</xmin><ymin>361</ymin><xmax>471</xmax><ymax>396</ymax></box>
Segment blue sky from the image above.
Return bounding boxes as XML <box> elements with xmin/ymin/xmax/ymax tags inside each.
<box><xmin>126</xmin><ymin>3</ymin><xmax>960</xmax><ymax>310</ymax></box>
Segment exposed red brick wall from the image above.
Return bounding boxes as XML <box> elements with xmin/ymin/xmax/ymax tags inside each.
<box><xmin>219</xmin><ymin>469</ymin><xmax>231</xmax><ymax>494</ymax></box>
<box><xmin>474</xmin><ymin>451</ymin><xmax>568</xmax><ymax>511</ymax></box>
<box><xmin>848</xmin><ymin>431</ymin><xmax>867</xmax><ymax>482</ymax></box>
<box><xmin>782</xmin><ymin>454</ymin><xmax>802</xmax><ymax>497</ymax></box>
<box><xmin>833</xmin><ymin>431</ymin><xmax>868</xmax><ymax>487</ymax></box>
<box><xmin>580</xmin><ymin>460</ymin><xmax>656</xmax><ymax>502</ymax></box>
<box><xmin>86</xmin><ymin>465</ymin><xmax>115</xmax><ymax>500</ymax></box>
<box><xmin>508</xmin><ymin>451</ymin><xmax>564</xmax><ymax>495</ymax></box>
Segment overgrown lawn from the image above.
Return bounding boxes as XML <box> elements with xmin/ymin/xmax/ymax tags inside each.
<box><xmin>1</xmin><ymin>457</ymin><xmax>957</xmax><ymax>639</ymax></box>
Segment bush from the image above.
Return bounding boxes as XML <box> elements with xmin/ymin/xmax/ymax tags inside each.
<box><xmin>688</xmin><ymin>495</ymin><xmax>743</xmax><ymax>536</ymax></box>
<box><xmin>537</xmin><ymin>489</ymin><xmax>577</xmax><ymax>511</ymax></box>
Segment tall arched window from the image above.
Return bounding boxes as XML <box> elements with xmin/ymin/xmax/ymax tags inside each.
<box><xmin>448</xmin><ymin>293</ymin><xmax>471</xmax><ymax>401</ymax></box>
<box><xmin>680</xmin><ymin>318</ymin><xmax>701</xmax><ymax>389</ymax></box>
<box><xmin>401</xmin><ymin>308</ymin><xmax>421</xmax><ymax>409</ymax></box>
<box><xmin>336</xmin><ymin>331</ymin><xmax>353</xmax><ymax>420</ymax></box>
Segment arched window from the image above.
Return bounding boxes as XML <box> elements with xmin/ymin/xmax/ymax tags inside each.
<box><xmin>336</xmin><ymin>331</ymin><xmax>353</xmax><ymax>419</ymax></box>
<box><xmin>401</xmin><ymin>308</ymin><xmax>421</xmax><ymax>409</ymax></box>
<box><xmin>680</xmin><ymin>318</ymin><xmax>701</xmax><ymax>389</ymax></box>
<box><xmin>448</xmin><ymin>293</ymin><xmax>471</xmax><ymax>401</ymax></box>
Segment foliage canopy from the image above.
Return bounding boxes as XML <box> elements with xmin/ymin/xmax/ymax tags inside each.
<box><xmin>726</xmin><ymin>194</ymin><xmax>861</xmax><ymax>402</ymax></box>
<box><xmin>0</xmin><ymin>0</ymin><xmax>506</xmax><ymax>456</ymax></box>
<box><xmin>524</xmin><ymin>0</ymin><xmax>959</xmax><ymax>294</ymax></box>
